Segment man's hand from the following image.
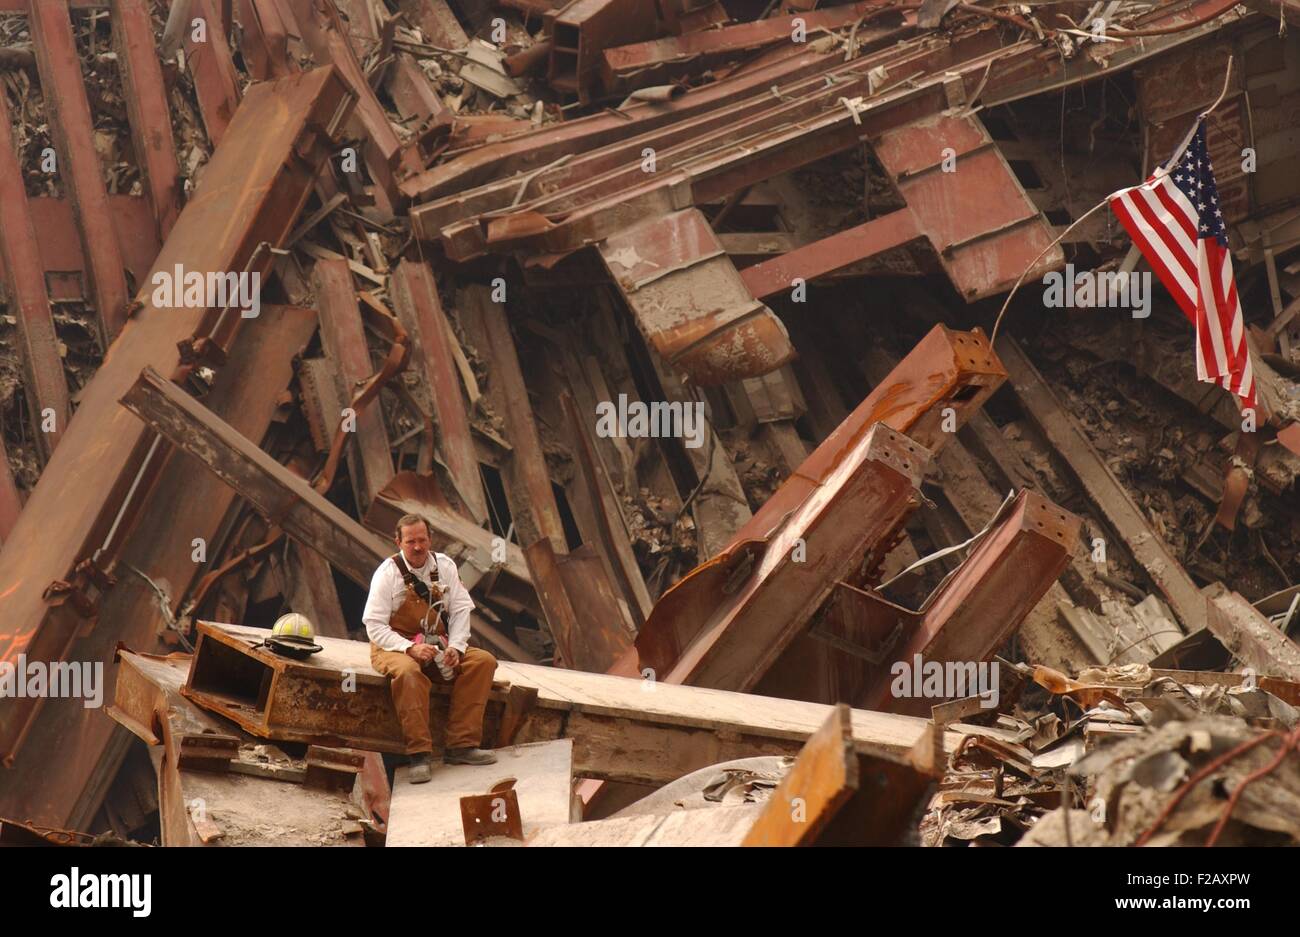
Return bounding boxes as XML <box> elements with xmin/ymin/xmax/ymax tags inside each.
<box><xmin>442</xmin><ymin>647</ymin><xmax>461</xmax><ymax>669</ymax></box>
<box><xmin>406</xmin><ymin>643</ymin><xmax>437</xmax><ymax>664</ymax></box>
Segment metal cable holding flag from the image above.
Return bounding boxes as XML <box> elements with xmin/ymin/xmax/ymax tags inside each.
<box><xmin>989</xmin><ymin>60</ymin><xmax>1243</xmax><ymax>402</ymax></box>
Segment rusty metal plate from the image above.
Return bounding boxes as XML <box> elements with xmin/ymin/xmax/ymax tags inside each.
<box><xmin>600</xmin><ymin>208</ymin><xmax>795</xmax><ymax>385</ymax></box>
<box><xmin>873</xmin><ymin>112</ymin><xmax>1062</xmax><ymax>301</ymax></box>
<box><xmin>460</xmin><ymin>781</ymin><xmax>523</xmax><ymax>844</ymax></box>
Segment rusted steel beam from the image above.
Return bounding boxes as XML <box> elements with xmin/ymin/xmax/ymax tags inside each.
<box><xmin>186</xmin><ymin>622</ymin><xmax>408</xmax><ymax>752</ymax></box>
<box><xmin>29</xmin><ymin>194</ymin><xmax>161</xmax><ymax>295</ymax></box>
<box><xmin>0</xmin><ymin>66</ymin><xmax>354</xmax><ymax>769</ymax></box>
<box><xmin>183</xmin><ymin>622</ymin><xmax>959</xmax><ymax>780</ymax></box>
<box><xmin>999</xmin><ymin>338</ymin><xmax>1207</xmax><ymax>634</ymax></box>
<box><xmin>111</xmin><ymin>0</ymin><xmax>181</xmax><ymax>238</ymax></box>
<box><xmin>740</xmin><ymin>208</ymin><xmax>922</xmax><ymax>300</ymax></box>
<box><xmin>389</xmin><ymin>260</ymin><xmax>488</xmax><ymax>524</ymax></box>
<box><xmin>0</xmin><ymin>303</ymin><xmax>319</xmax><ymax>828</ymax></box>
<box><xmin>617</xmin><ymin>325</ymin><xmax>1006</xmax><ymax>691</ymax></box>
<box><xmin>741</xmin><ymin>704</ymin><xmax>858</xmax><ymax>847</ymax></box>
<box><xmin>184</xmin><ymin>0</ymin><xmax>243</xmax><ymax>146</ymax></box>
<box><xmin>524</xmin><ymin>538</ymin><xmax>635</xmax><ymax>672</ymax></box>
<box><xmin>119</xmin><ymin>366</ymin><xmax>395</xmax><ymax>589</ymax></box>
<box><xmin>602</xmin><ymin>2</ymin><xmax>886</xmax><ymax>90</ymax></box>
<box><xmin>112</xmin><ymin>649</ymin><xmax>373</xmax><ymax>845</ymax></box>
<box><xmin>290</xmin><ymin>0</ymin><xmax>424</xmax><ymax>205</ymax></box>
<box><xmin>546</xmin><ymin>0</ymin><xmax>659</xmax><ymax>102</ymax></box>
<box><xmin>852</xmin><ymin>489</ymin><xmax>1081</xmax><ymax>716</ymax></box>
<box><xmin>635</xmin><ymin>423</ymin><xmax>929</xmax><ymax>692</ymax></box>
<box><xmin>738</xmin><ymin>325</ymin><xmax>1005</xmax><ymax>549</ymax></box>
<box><xmin>0</xmin><ymin>437</ymin><xmax>22</xmax><ymax>544</ymax></box>
<box><xmin>400</xmin><ymin>42</ymin><xmax>851</xmax><ymax>203</ymax></box>
<box><xmin>872</xmin><ymin>113</ymin><xmax>1062</xmax><ymax>300</ymax></box>
<box><xmin>600</xmin><ymin>208</ymin><xmax>795</xmax><ymax>385</ymax></box>
<box><xmin>236</xmin><ymin>0</ymin><xmax>294</xmax><ymax>80</ymax></box>
<box><xmin>313</xmin><ymin>258</ymin><xmax>394</xmax><ymax>511</ymax></box>
<box><xmin>29</xmin><ymin>0</ymin><xmax>130</xmax><ymax>345</ymax></box>
<box><xmin>387</xmin><ymin>52</ymin><xmax>452</xmax><ymax>128</ymax></box>
<box><xmin>0</xmin><ymin>89</ymin><xmax>72</xmax><ymax>459</ymax></box>
<box><xmin>470</xmin><ymin>286</ymin><xmax>568</xmax><ymax>553</ymax></box>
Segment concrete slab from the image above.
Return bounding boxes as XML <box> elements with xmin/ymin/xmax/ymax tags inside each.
<box><xmin>387</xmin><ymin>739</ymin><xmax>574</xmax><ymax>846</ymax></box>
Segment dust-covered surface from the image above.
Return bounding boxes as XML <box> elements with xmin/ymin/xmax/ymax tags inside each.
<box><xmin>180</xmin><ymin>769</ymin><xmax>363</xmax><ymax>847</ymax></box>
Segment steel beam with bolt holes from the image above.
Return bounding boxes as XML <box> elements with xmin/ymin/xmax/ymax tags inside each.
<box><xmin>600</xmin><ymin>208</ymin><xmax>796</xmax><ymax>385</ymax></box>
<box><xmin>848</xmin><ymin>488</ymin><xmax>1082</xmax><ymax>716</ymax></box>
<box><xmin>0</xmin><ymin>89</ymin><xmax>72</xmax><ymax>460</ymax></box>
<box><xmin>632</xmin><ymin>422</ymin><xmax>932</xmax><ymax>693</ymax></box>
<box><xmin>112</xmin><ymin>0</ymin><xmax>182</xmax><ymax>238</ymax></box>
<box><xmin>29</xmin><ymin>0</ymin><xmax>130</xmax><ymax>345</ymax></box>
<box><xmin>616</xmin><ymin>325</ymin><xmax>1007</xmax><ymax>689</ymax></box>
<box><xmin>0</xmin><ymin>66</ymin><xmax>355</xmax><ymax>771</ymax></box>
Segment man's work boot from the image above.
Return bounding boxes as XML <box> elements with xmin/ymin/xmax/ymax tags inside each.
<box><xmin>444</xmin><ymin>747</ymin><xmax>498</xmax><ymax>766</ymax></box>
<box><xmin>408</xmin><ymin>752</ymin><xmax>434</xmax><ymax>783</ymax></box>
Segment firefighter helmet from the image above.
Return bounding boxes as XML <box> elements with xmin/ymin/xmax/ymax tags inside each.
<box><xmin>265</xmin><ymin>612</ymin><xmax>323</xmax><ymax>658</ymax></box>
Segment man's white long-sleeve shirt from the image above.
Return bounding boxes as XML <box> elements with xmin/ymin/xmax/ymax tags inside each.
<box><xmin>362</xmin><ymin>552</ymin><xmax>475</xmax><ymax>654</ymax></box>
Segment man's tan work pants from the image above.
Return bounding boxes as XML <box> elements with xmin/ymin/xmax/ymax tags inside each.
<box><xmin>370</xmin><ymin>646</ymin><xmax>497</xmax><ymax>754</ymax></box>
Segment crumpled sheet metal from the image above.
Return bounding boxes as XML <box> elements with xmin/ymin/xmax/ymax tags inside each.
<box><xmin>922</xmin><ymin>664</ymin><xmax>1300</xmax><ymax>846</ymax></box>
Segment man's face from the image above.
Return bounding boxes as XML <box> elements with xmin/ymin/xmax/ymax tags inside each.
<box><xmin>396</xmin><ymin>521</ymin><xmax>432</xmax><ymax>568</ymax></box>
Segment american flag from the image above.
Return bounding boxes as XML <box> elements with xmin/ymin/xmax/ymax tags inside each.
<box><xmin>1108</xmin><ymin>121</ymin><xmax>1255</xmax><ymax>409</ymax></box>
